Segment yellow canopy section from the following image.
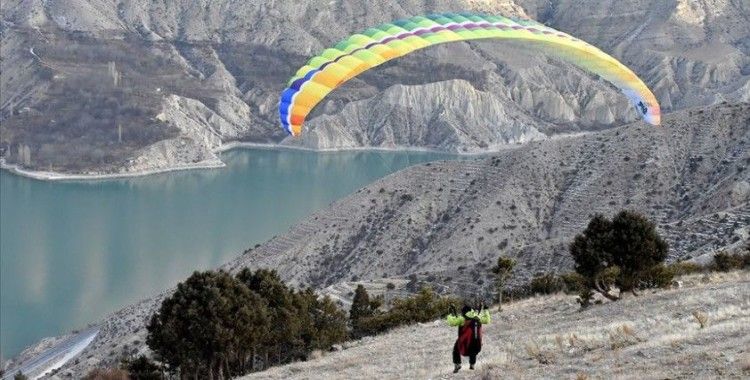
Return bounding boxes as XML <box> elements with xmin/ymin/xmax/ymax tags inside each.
<box><xmin>279</xmin><ymin>13</ymin><xmax>660</xmax><ymax>136</ymax></box>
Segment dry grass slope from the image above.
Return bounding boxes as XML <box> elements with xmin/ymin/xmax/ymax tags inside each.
<box><xmin>242</xmin><ymin>271</ymin><xmax>750</xmax><ymax>380</ymax></box>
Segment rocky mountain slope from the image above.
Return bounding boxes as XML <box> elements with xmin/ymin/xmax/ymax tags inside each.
<box><xmin>2</xmin><ymin>0</ymin><xmax>749</xmax><ymax>174</ymax></box>
<box><xmin>230</xmin><ymin>103</ymin><xmax>749</xmax><ymax>300</ymax></box>
<box><xmin>242</xmin><ymin>271</ymin><xmax>750</xmax><ymax>379</ymax></box>
<box><xmin>5</xmin><ymin>102</ymin><xmax>747</xmax><ymax>378</ymax></box>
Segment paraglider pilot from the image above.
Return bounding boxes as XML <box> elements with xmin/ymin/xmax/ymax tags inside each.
<box><xmin>446</xmin><ymin>303</ymin><xmax>491</xmax><ymax>372</ymax></box>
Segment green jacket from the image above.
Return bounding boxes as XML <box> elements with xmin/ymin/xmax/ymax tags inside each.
<box><xmin>446</xmin><ymin>309</ymin><xmax>491</xmax><ymax>326</ymax></box>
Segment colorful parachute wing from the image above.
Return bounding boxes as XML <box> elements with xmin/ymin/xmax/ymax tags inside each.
<box><xmin>279</xmin><ymin>12</ymin><xmax>660</xmax><ymax>136</ymax></box>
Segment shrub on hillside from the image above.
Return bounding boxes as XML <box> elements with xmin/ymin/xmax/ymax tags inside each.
<box><xmin>569</xmin><ymin>214</ymin><xmax>612</xmax><ymax>282</ymax></box>
<box><xmin>355</xmin><ymin>287</ymin><xmax>459</xmax><ymax>337</ymax></box>
<box><xmin>576</xmin><ymin>288</ymin><xmax>595</xmax><ymax>308</ymax></box>
<box><xmin>668</xmin><ymin>261</ymin><xmax>704</xmax><ymax>276</ymax></box>
<box><xmin>712</xmin><ymin>251</ymin><xmax>749</xmax><ymax>272</ymax></box>
<box><xmin>569</xmin><ymin>211</ymin><xmax>669</xmax><ymax>302</ymax></box>
<box><xmin>83</xmin><ymin>368</ymin><xmax>130</xmax><ymax>380</ymax></box>
<box><xmin>528</xmin><ymin>272</ymin><xmax>589</xmax><ymax>295</ymax></box>
<box><xmin>501</xmin><ymin>285</ymin><xmax>532</xmax><ymax>302</ymax></box>
<box><xmin>559</xmin><ymin>272</ymin><xmax>586</xmax><ymax>294</ymax></box>
<box><xmin>236</xmin><ymin>268</ymin><xmax>298</xmax><ymax>362</ymax></box>
<box><xmin>639</xmin><ymin>264</ymin><xmax>675</xmax><ymax>289</ymax></box>
<box><xmin>608</xmin><ymin>211</ymin><xmax>669</xmax><ymax>291</ymax></box>
<box><xmin>121</xmin><ymin>355</ymin><xmax>164</xmax><ymax>380</ymax></box>
<box><xmin>491</xmin><ymin>256</ymin><xmax>516</xmax><ymax>305</ymax></box>
<box><xmin>530</xmin><ymin>273</ymin><xmax>565</xmax><ymax>295</ymax></box>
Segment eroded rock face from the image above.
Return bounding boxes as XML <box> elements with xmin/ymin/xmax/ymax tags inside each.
<box><xmin>1</xmin><ymin>0</ymin><xmax>749</xmax><ymax>174</ymax></box>
<box><xmin>285</xmin><ymin>80</ymin><xmax>548</xmax><ymax>152</ymax></box>
<box><xmin>530</xmin><ymin>0</ymin><xmax>750</xmax><ymax>110</ymax></box>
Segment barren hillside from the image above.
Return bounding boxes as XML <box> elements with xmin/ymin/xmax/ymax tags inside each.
<box><xmin>2</xmin><ymin>0</ymin><xmax>749</xmax><ymax>174</ymax></box>
<box><xmin>241</xmin><ymin>271</ymin><xmax>750</xmax><ymax>380</ymax></box>
<box><xmin>229</xmin><ymin>103</ymin><xmax>749</xmax><ymax>300</ymax></box>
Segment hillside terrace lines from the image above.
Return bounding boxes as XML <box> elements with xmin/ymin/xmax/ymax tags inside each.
<box><xmin>236</xmin><ymin>220</ymin><xmax>322</xmax><ymax>259</ymax></box>
<box><xmin>661</xmin><ymin>205</ymin><xmax>750</xmax><ymax>258</ymax></box>
<box><xmin>237</xmin><ymin>105</ymin><xmax>748</xmax><ymax>289</ymax></box>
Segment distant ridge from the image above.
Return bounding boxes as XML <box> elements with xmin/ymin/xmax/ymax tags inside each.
<box><xmin>2</xmin><ymin>0</ymin><xmax>749</xmax><ymax>174</ymax></box>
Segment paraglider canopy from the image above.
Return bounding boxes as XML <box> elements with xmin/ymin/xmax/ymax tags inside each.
<box><xmin>279</xmin><ymin>12</ymin><xmax>661</xmax><ymax>136</ymax></box>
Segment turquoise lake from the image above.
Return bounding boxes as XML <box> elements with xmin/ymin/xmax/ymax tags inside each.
<box><xmin>0</xmin><ymin>148</ymin><xmax>460</xmax><ymax>358</ymax></box>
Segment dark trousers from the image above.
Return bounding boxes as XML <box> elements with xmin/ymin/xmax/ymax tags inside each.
<box><xmin>452</xmin><ymin>341</ymin><xmax>476</xmax><ymax>365</ymax></box>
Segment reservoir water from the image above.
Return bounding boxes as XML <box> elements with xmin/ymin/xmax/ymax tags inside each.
<box><xmin>0</xmin><ymin>148</ymin><xmax>459</xmax><ymax>358</ymax></box>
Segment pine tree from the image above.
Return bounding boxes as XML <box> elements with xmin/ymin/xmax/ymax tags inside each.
<box><xmin>569</xmin><ymin>214</ymin><xmax>618</xmax><ymax>300</ymax></box>
<box><xmin>609</xmin><ymin>210</ymin><xmax>668</xmax><ymax>293</ymax></box>
<box><xmin>237</xmin><ymin>268</ymin><xmax>300</xmax><ymax>364</ymax></box>
<box><xmin>147</xmin><ymin>269</ymin><xmax>347</xmax><ymax>377</ymax></box>
<box><xmin>146</xmin><ymin>270</ymin><xmax>269</xmax><ymax>379</ymax></box>
<box><xmin>569</xmin><ymin>211</ymin><xmax>668</xmax><ymax>302</ymax></box>
<box><xmin>349</xmin><ymin>285</ymin><xmax>380</xmax><ymax>338</ymax></box>
<box><xmin>236</xmin><ymin>269</ymin><xmax>347</xmax><ymax>364</ymax></box>
<box><xmin>309</xmin><ymin>294</ymin><xmax>347</xmax><ymax>350</ymax></box>
<box><xmin>569</xmin><ymin>214</ymin><xmax>612</xmax><ymax>280</ymax></box>
<box><xmin>293</xmin><ymin>288</ymin><xmax>347</xmax><ymax>357</ymax></box>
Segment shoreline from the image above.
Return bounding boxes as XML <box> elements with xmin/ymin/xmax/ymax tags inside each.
<box><xmin>0</xmin><ymin>141</ymin><xmax>514</xmax><ymax>182</ymax></box>
<box><xmin>217</xmin><ymin>141</ymin><xmax>522</xmax><ymax>156</ymax></box>
<box><xmin>0</xmin><ymin>129</ymin><xmax>592</xmax><ymax>182</ymax></box>
<box><xmin>0</xmin><ymin>158</ymin><xmax>226</xmax><ymax>182</ymax></box>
